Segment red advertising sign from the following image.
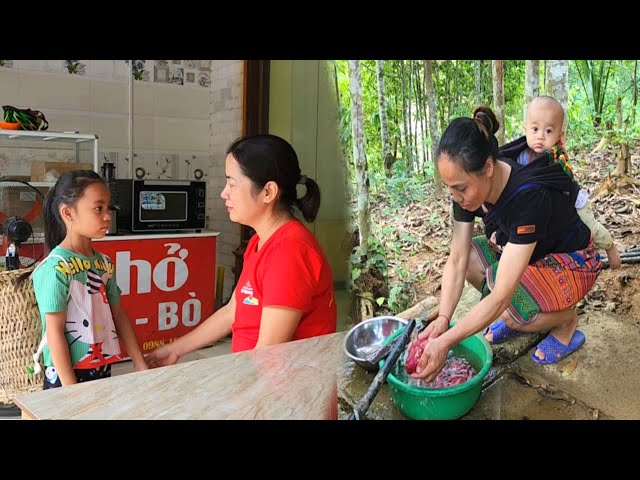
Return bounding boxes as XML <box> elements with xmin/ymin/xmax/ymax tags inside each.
<box><xmin>95</xmin><ymin>233</ymin><xmax>217</xmax><ymax>354</ymax></box>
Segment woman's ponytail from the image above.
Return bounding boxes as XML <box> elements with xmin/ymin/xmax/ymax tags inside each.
<box><xmin>295</xmin><ymin>176</ymin><xmax>321</xmax><ymax>223</ymax></box>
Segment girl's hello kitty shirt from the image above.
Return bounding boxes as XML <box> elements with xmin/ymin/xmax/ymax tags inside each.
<box><xmin>32</xmin><ymin>246</ymin><xmax>124</xmax><ymax>369</ymax></box>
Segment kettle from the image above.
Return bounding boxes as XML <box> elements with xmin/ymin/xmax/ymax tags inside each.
<box><xmin>101</xmin><ymin>161</ymin><xmax>116</xmax><ymax>183</ymax></box>
<box><xmin>106</xmin><ymin>203</ymin><xmax>119</xmax><ymax>235</ymax></box>
<box><xmin>101</xmin><ymin>162</ymin><xmax>119</xmax><ymax>235</ymax></box>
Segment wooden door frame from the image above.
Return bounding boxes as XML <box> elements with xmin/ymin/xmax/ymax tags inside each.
<box><xmin>243</xmin><ymin>60</ymin><xmax>270</xmax><ymax>137</ymax></box>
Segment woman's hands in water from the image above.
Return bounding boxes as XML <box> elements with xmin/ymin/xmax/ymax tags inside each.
<box><xmin>409</xmin><ymin>315</ymin><xmax>450</xmax><ymax>381</ymax></box>
<box><xmin>418</xmin><ymin>315</ymin><xmax>449</xmax><ymax>342</ymax></box>
<box><xmin>146</xmin><ymin>344</ymin><xmax>180</xmax><ymax>368</ymax></box>
<box><xmin>409</xmin><ymin>335</ymin><xmax>449</xmax><ymax>382</ymax></box>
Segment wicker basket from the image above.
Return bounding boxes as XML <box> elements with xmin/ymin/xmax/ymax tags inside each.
<box><xmin>0</xmin><ymin>267</ymin><xmax>44</xmax><ymax>403</ymax></box>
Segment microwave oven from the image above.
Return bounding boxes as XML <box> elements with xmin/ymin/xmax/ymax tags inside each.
<box><xmin>113</xmin><ymin>179</ymin><xmax>206</xmax><ymax>232</ymax></box>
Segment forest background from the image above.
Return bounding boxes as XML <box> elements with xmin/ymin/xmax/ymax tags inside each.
<box><xmin>335</xmin><ymin>60</ymin><xmax>640</xmax><ymax>323</ymax></box>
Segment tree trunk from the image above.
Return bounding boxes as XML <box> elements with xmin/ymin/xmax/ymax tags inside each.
<box><xmin>415</xmin><ymin>62</ymin><xmax>428</xmax><ymax>174</ymax></box>
<box><xmin>445</xmin><ymin>61</ymin><xmax>453</xmax><ymax>126</ymax></box>
<box><xmin>376</xmin><ymin>60</ymin><xmax>394</xmax><ymax>177</ymax></box>
<box><xmin>633</xmin><ymin>60</ymin><xmax>638</xmax><ymax>129</ymax></box>
<box><xmin>492</xmin><ymin>60</ymin><xmax>505</xmax><ymax>145</ymax></box>
<box><xmin>406</xmin><ymin>61</ymin><xmax>413</xmax><ymax>170</ymax></box>
<box><xmin>475</xmin><ymin>60</ymin><xmax>483</xmax><ymax>105</ymax></box>
<box><xmin>408</xmin><ymin>61</ymin><xmax>416</xmax><ymax>171</ymax></box>
<box><xmin>401</xmin><ymin>60</ymin><xmax>409</xmax><ymax>169</ymax></box>
<box><xmin>524</xmin><ymin>60</ymin><xmax>540</xmax><ymax>118</ymax></box>
<box><xmin>424</xmin><ymin>60</ymin><xmax>443</xmax><ymax>197</ymax></box>
<box><xmin>392</xmin><ymin>61</ymin><xmax>400</xmax><ymax>165</ymax></box>
<box><xmin>410</xmin><ymin>60</ymin><xmax>418</xmax><ymax>170</ymax></box>
<box><xmin>333</xmin><ymin>61</ymin><xmax>349</xmax><ymax>170</ymax></box>
<box><xmin>614</xmin><ymin>96</ymin><xmax>630</xmax><ymax>175</ymax></box>
<box><xmin>435</xmin><ymin>61</ymin><xmax>445</xmax><ymax>136</ymax></box>
<box><xmin>633</xmin><ymin>60</ymin><xmax>638</xmax><ymax>177</ymax></box>
<box><xmin>545</xmin><ymin>60</ymin><xmax>569</xmax><ymax>133</ymax></box>
<box><xmin>347</xmin><ymin>60</ymin><xmax>371</xmax><ymax>256</ymax></box>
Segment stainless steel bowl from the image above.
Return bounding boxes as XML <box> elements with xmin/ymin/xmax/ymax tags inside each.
<box><xmin>343</xmin><ymin>316</ymin><xmax>409</xmax><ymax>371</ymax></box>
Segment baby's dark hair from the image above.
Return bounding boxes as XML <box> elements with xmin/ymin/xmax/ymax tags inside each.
<box><xmin>436</xmin><ymin>105</ymin><xmax>500</xmax><ymax>174</ymax></box>
<box><xmin>226</xmin><ymin>134</ymin><xmax>321</xmax><ymax>222</ymax></box>
<box><xmin>43</xmin><ymin>170</ymin><xmax>105</xmax><ymax>252</ymax></box>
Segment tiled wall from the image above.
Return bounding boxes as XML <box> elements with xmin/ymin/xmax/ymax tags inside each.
<box><xmin>0</xmin><ymin>60</ymin><xmax>214</xmax><ymax>180</ymax></box>
<box><xmin>0</xmin><ymin>60</ymin><xmax>243</xmax><ymax>301</ymax></box>
<box><xmin>209</xmin><ymin>60</ymin><xmax>243</xmax><ymax>301</ymax></box>
<box><xmin>0</xmin><ymin>60</ymin><xmax>211</xmax><ymax>86</ymax></box>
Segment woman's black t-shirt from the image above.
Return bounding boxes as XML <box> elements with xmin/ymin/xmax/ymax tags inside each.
<box><xmin>452</xmin><ymin>158</ymin><xmax>591</xmax><ymax>264</ymax></box>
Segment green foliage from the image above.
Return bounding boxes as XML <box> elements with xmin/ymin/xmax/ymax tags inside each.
<box><xmin>372</xmin><ymin>159</ymin><xmax>426</xmax><ymax>210</ymax></box>
<box><xmin>339</xmin><ymin>58</ymin><xmax>640</xmax><ymax>314</ymax></box>
<box><xmin>338</xmin><ymin>59</ymin><xmax>640</xmax><ymax>182</ymax></box>
<box><xmin>349</xmin><ymin>235</ymin><xmax>388</xmax><ymax>288</ymax></box>
<box><xmin>387</xmin><ymin>284</ymin><xmax>409</xmax><ymax>312</ymax></box>
<box><xmin>503</xmin><ymin>60</ymin><xmax>526</xmax><ymax>141</ymax></box>
<box><xmin>566</xmin><ymin>80</ymin><xmax>599</xmax><ymax>152</ymax></box>
<box><xmin>575</xmin><ymin>60</ymin><xmax>614</xmax><ymax>127</ymax></box>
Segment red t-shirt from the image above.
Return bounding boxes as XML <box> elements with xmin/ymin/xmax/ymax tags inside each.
<box><xmin>232</xmin><ymin>220</ymin><xmax>337</xmax><ymax>352</ymax></box>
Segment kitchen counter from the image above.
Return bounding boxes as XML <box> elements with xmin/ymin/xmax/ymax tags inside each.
<box><xmin>14</xmin><ymin>333</ymin><xmax>344</xmax><ymax>420</ymax></box>
<box><xmin>94</xmin><ymin>231</ymin><xmax>219</xmax><ymax>241</ymax></box>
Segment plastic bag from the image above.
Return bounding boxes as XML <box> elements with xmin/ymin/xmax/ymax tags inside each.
<box><xmin>2</xmin><ymin>105</ymin><xmax>48</xmax><ymax>131</ymax></box>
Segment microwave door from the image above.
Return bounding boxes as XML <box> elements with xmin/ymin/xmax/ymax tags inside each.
<box><xmin>131</xmin><ymin>180</ymin><xmax>205</xmax><ymax>232</ymax></box>
<box><xmin>139</xmin><ymin>191</ymin><xmax>188</xmax><ymax>222</ymax></box>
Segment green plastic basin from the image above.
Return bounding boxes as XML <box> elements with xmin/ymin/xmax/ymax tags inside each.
<box><xmin>380</xmin><ymin>325</ymin><xmax>493</xmax><ymax>420</ymax></box>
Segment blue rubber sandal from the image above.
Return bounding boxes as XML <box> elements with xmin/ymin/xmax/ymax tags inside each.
<box><xmin>484</xmin><ymin>317</ymin><xmax>522</xmax><ymax>345</ymax></box>
<box><xmin>531</xmin><ymin>330</ymin><xmax>586</xmax><ymax>365</ymax></box>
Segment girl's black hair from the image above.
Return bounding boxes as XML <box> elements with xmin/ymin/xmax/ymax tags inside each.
<box><xmin>226</xmin><ymin>134</ymin><xmax>321</xmax><ymax>222</ymax></box>
<box><xmin>436</xmin><ymin>105</ymin><xmax>500</xmax><ymax>174</ymax></box>
<box><xmin>43</xmin><ymin>170</ymin><xmax>105</xmax><ymax>252</ymax></box>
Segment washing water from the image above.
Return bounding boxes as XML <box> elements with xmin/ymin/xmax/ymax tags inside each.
<box><xmin>394</xmin><ymin>348</ymin><xmax>477</xmax><ymax>389</ymax></box>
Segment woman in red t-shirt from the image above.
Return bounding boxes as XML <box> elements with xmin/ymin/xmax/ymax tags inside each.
<box><xmin>147</xmin><ymin>134</ymin><xmax>337</xmax><ymax>366</ymax></box>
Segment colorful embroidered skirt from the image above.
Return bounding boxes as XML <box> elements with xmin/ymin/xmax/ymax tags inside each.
<box><xmin>471</xmin><ymin>235</ymin><xmax>602</xmax><ymax>325</ymax></box>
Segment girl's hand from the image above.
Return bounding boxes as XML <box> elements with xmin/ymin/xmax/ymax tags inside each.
<box><xmin>146</xmin><ymin>345</ymin><xmax>179</xmax><ymax>368</ymax></box>
<box><xmin>133</xmin><ymin>358</ymin><xmax>150</xmax><ymax>372</ymax></box>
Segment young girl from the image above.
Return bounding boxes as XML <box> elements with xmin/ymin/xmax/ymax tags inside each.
<box><xmin>31</xmin><ymin>170</ymin><xmax>148</xmax><ymax>389</ymax></box>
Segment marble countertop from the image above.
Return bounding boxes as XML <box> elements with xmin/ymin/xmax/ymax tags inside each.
<box><xmin>94</xmin><ymin>231</ymin><xmax>219</xmax><ymax>241</ymax></box>
<box><xmin>15</xmin><ymin>333</ymin><xmax>344</xmax><ymax>420</ymax></box>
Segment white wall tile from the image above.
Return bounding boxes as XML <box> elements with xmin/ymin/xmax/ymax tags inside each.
<box><xmin>16</xmin><ymin>60</ymin><xmax>45</xmax><ymax>71</ymax></box>
<box><xmin>37</xmin><ymin>111</ymin><xmax>93</xmax><ymax>135</ymax></box>
<box><xmin>178</xmin><ymin>154</ymin><xmax>211</xmax><ymax>181</ymax></box>
<box><xmin>18</xmin><ymin>71</ymin><xmax>91</xmax><ymax>111</ymax></box>
<box><xmin>154</xmin><ymin>117</ymin><xmax>210</xmax><ymax>151</ymax></box>
<box><xmin>153</xmin><ymin>85</ymin><xmax>210</xmax><ymax>119</ymax></box>
<box><xmin>88</xmin><ymin>60</ymin><xmax>115</xmax><ymax>80</ymax></box>
<box><xmin>114</xmin><ymin>60</ymin><xmax>130</xmax><ymax>81</ymax></box>
<box><xmin>132</xmin><ymin>115</ymin><xmax>154</xmax><ymax>150</ymax></box>
<box><xmin>132</xmin><ymin>82</ymin><xmax>154</xmax><ymax>116</ymax></box>
<box><xmin>45</xmin><ymin>60</ymin><xmax>64</xmax><ymax>73</ymax></box>
<box><xmin>93</xmin><ymin>115</ymin><xmax>130</xmax><ymax>149</ymax></box>
<box><xmin>91</xmin><ymin>80</ymin><xmax>128</xmax><ymax>115</ymax></box>
<box><xmin>0</xmin><ymin>68</ymin><xmax>20</xmax><ymax>103</ymax></box>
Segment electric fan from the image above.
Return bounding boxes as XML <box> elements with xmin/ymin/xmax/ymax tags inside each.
<box><xmin>0</xmin><ymin>178</ymin><xmax>46</xmax><ymax>271</ymax></box>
